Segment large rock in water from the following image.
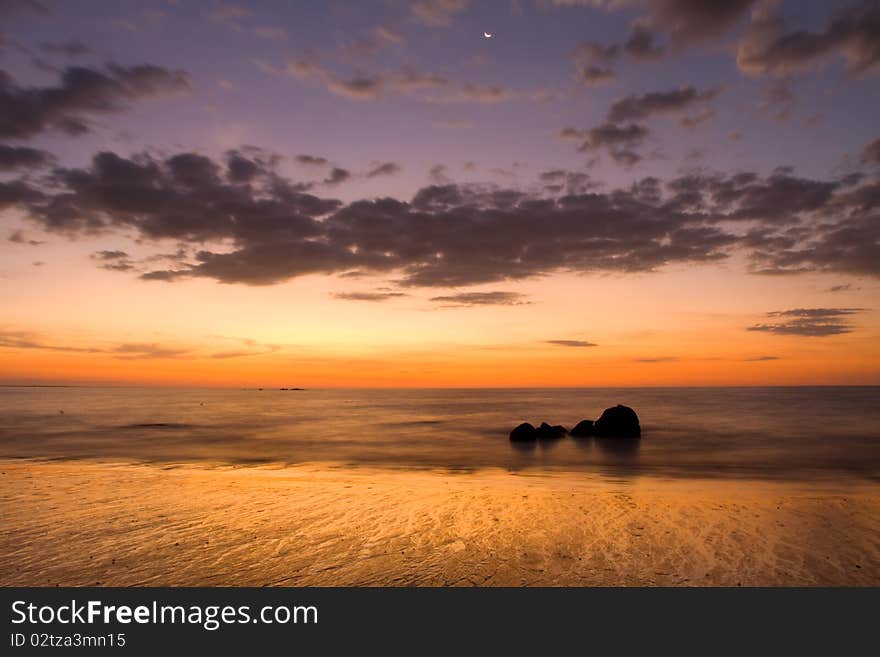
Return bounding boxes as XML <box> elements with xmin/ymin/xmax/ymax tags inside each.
<box><xmin>536</xmin><ymin>422</ymin><xmax>567</xmax><ymax>440</ymax></box>
<box><xmin>594</xmin><ymin>405</ymin><xmax>641</xmax><ymax>438</ymax></box>
<box><xmin>509</xmin><ymin>422</ymin><xmax>538</xmax><ymax>442</ymax></box>
<box><xmin>570</xmin><ymin>419</ymin><xmax>594</xmax><ymax>437</ymax></box>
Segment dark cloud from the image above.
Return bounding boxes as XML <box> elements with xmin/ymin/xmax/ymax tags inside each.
<box><xmin>623</xmin><ymin>22</ymin><xmax>667</xmax><ymax>59</ymax></box>
<box><xmin>555</xmin><ymin>0</ymin><xmax>756</xmax><ymax>39</ymax></box>
<box><xmin>295</xmin><ymin>154</ymin><xmax>328</xmax><ymax>166</ymax></box>
<box><xmin>429</xmin><ymin>291</ymin><xmax>528</xmax><ymax>306</ymax></box>
<box><xmin>0</xmin><ymin>330</ymin><xmax>191</xmax><ymax>358</ymax></box>
<box><xmin>745</xmin><ymin>182</ymin><xmax>880</xmax><ymax>276</ymax></box>
<box><xmin>90</xmin><ymin>249</ymin><xmax>133</xmax><ymax>271</ymax></box>
<box><xmin>138</xmin><ymin>270</ymin><xmax>183</xmax><ymax>281</ymax></box>
<box><xmin>747</xmin><ymin>308</ymin><xmax>866</xmax><ymax>336</ymax></box>
<box><xmin>333</xmin><ymin>291</ymin><xmax>408</xmax><ymax>301</ymax></box>
<box><xmin>39</xmin><ymin>40</ymin><xmax>92</xmax><ymax>57</ymax></box>
<box><xmin>0</xmin><ymin>329</ymin><xmax>99</xmax><ymax>353</ymax></box>
<box><xmin>0</xmin><ymin>144</ymin><xmax>54</xmax><ymax>170</ymax></box>
<box><xmin>7</xmin><ymin>229</ymin><xmax>43</xmax><ymax>245</ymax></box>
<box><xmin>649</xmin><ymin>0</ymin><xmax>755</xmax><ymax>45</ymax></box>
<box><xmin>571</xmin><ymin>21</ymin><xmax>668</xmax><ymax>85</ymax></box>
<box><xmin>546</xmin><ymin>339</ymin><xmax>598</xmax><ymax>347</ymax></box>
<box><xmin>19</xmin><ymin>149</ymin><xmax>340</xmax><ymax>243</ymax></box>
<box><xmin>287</xmin><ymin>59</ymin><xmax>384</xmax><ymax>101</ymax></box>
<box><xmin>827</xmin><ymin>284</ymin><xmax>856</xmax><ymax>293</ymax></box>
<box><xmin>571</xmin><ymin>42</ymin><xmax>619</xmax><ymax>85</ymax></box>
<box><xmin>561</xmin><ymin>122</ymin><xmax>650</xmax><ymax>151</ymax></box>
<box><xmin>327</xmin><ymin>74</ymin><xmax>383</xmax><ymax>101</ymax></box>
<box><xmin>0</xmin><ymin>64</ymin><xmax>190</xmax><ymax>139</ymax></box>
<box><xmin>745</xmin><ymin>355</ymin><xmax>780</xmax><ymax>361</ymax></box>
<box><xmin>323</xmin><ymin>167</ymin><xmax>351</xmax><ymax>186</ymax></box>
<box><xmin>0</xmin><ymin>178</ymin><xmax>44</xmax><ymax>209</ymax></box>
<box><xmin>569</xmin><ymin>0</ymin><xmax>751</xmax><ymax>81</ymax></box>
<box><xmin>606</xmin><ymin>86</ymin><xmax>719</xmax><ymax>122</ymax></box>
<box><xmin>224</xmin><ymin>149</ymin><xmax>277</xmax><ymax>182</ymax></box>
<box><xmin>97</xmin><ymin>261</ymin><xmax>134</xmax><ymax>271</ymax></box>
<box><xmin>288</xmin><ymin>58</ymin><xmax>514</xmax><ymax>104</ymax></box>
<box><xmin>428</xmin><ymin>164</ymin><xmax>450</xmax><ymax>184</ymax></box>
<box><xmin>366</xmin><ymin>162</ymin><xmax>401</xmax><ymax>178</ymax></box>
<box><xmin>575</xmin><ymin>63</ymin><xmax>617</xmax><ymax>84</ymax></box>
<box><xmin>561</xmin><ymin>121</ymin><xmax>650</xmax><ymax>165</ymax></box>
<box><xmin>669</xmin><ymin>167</ymin><xmax>841</xmax><ymax>223</ymax></box>
<box><xmin>5</xmin><ymin>149</ymin><xmax>880</xmax><ymax>288</ymax></box>
<box><xmin>738</xmin><ymin>1</ymin><xmax>880</xmax><ymax>77</ymax></box>
<box><xmin>636</xmin><ymin>356</ymin><xmax>679</xmax><ymax>363</ymax></box>
<box><xmin>539</xmin><ymin>170</ymin><xmax>596</xmax><ymax>194</ymax></box>
<box><xmin>609</xmin><ymin>149</ymin><xmax>642</xmax><ymax>167</ymax></box>
<box><xmin>92</xmin><ymin>250</ymin><xmax>129</xmax><ymax>259</ymax></box>
<box><xmin>110</xmin><ymin>343</ymin><xmax>193</xmax><ymax>359</ymax></box>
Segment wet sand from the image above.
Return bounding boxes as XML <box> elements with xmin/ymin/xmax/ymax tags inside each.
<box><xmin>1</xmin><ymin>459</ymin><xmax>878</xmax><ymax>586</ymax></box>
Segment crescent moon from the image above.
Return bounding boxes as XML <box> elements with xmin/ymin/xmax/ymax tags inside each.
<box><xmin>484</xmin><ymin>32</ymin><xmax>493</xmax><ymax>38</ymax></box>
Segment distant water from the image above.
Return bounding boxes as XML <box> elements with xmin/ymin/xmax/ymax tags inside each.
<box><xmin>1</xmin><ymin>387</ymin><xmax>878</xmax><ymax>481</ymax></box>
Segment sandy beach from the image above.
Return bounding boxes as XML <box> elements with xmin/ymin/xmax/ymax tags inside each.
<box><xmin>1</xmin><ymin>459</ymin><xmax>877</xmax><ymax>587</ymax></box>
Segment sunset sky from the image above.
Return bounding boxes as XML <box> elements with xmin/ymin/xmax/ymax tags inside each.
<box><xmin>1</xmin><ymin>0</ymin><xmax>878</xmax><ymax>387</ymax></box>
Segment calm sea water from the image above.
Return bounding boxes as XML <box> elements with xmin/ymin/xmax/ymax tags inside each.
<box><xmin>1</xmin><ymin>386</ymin><xmax>878</xmax><ymax>481</ymax></box>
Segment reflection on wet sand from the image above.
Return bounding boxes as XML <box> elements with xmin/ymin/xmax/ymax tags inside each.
<box><xmin>1</xmin><ymin>459</ymin><xmax>877</xmax><ymax>587</ymax></box>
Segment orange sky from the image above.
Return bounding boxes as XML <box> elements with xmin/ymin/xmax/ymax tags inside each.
<box><xmin>2</xmin><ymin>240</ymin><xmax>877</xmax><ymax>386</ymax></box>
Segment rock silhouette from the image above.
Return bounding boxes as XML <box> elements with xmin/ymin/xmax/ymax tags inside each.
<box><xmin>570</xmin><ymin>419</ymin><xmax>594</xmax><ymax>437</ymax></box>
<box><xmin>537</xmin><ymin>422</ymin><xmax>567</xmax><ymax>440</ymax></box>
<box><xmin>509</xmin><ymin>407</ymin><xmax>640</xmax><ymax>442</ymax></box>
<box><xmin>509</xmin><ymin>422</ymin><xmax>538</xmax><ymax>442</ymax></box>
<box><xmin>510</xmin><ymin>422</ymin><xmax>569</xmax><ymax>441</ymax></box>
<box><xmin>594</xmin><ymin>405</ymin><xmax>641</xmax><ymax>438</ymax></box>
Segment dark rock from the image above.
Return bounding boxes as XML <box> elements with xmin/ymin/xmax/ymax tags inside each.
<box><xmin>570</xmin><ymin>419</ymin><xmax>594</xmax><ymax>437</ymax></box>
<box><xmin>594</xmin><ymin>405</ymin><xmax>641</xmax><ymax>438</ymax></box>
<box><xmin>509</xmin><ymin>422</ymin><xmax>538</xmax><ymax>442</ymax></box>
<box><xmin>537</xmin><ymin>422</ymin><xmax>567</xmax><ymax>440</ymax></box>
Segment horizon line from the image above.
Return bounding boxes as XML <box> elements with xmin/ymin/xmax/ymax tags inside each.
<box><xmin>2</xmin><ymin>383</ymin><xmax>879</xmax><ymax>390</ymax></box>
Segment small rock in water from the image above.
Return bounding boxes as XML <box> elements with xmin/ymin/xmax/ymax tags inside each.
<box><xmin>570</xmin><ymin>419</ymin><xmax>594</xmax><ymax>437</ymax></box>
<box><xmin>536</xmin><ymin>422</ymin><xmax>567</xmax><ymax>440</ymax></box>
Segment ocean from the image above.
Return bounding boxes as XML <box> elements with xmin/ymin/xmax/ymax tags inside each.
<box><xmin>1</xmin><ymin>386</ymin><xmax>878</xmax><ymax>482</ymax></box>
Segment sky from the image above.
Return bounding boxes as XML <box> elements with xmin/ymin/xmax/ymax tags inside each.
<box><xmin>1</xmin><ymin>0</ymin><xmax>879</xmax><ymax>387</ymax></box>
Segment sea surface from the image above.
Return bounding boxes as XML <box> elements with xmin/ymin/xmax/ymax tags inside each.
<box><xmin>1</xmin><ymin>386</ymin><xmax>878</xmax><ymax>481</ymax></box>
